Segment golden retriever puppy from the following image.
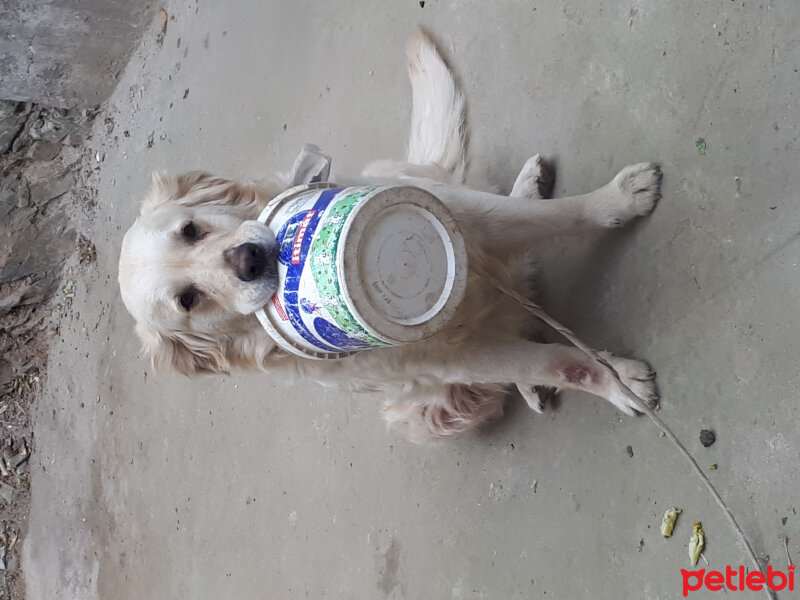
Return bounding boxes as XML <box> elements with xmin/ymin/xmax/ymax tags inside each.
<box><xmin>118</xmin><ymin>30</ymin><xmax>662</xmax><ymax>442</ymax></box>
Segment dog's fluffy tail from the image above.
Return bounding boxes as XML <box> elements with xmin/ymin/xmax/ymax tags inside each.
<box><xmin>361</xmin><ymin>30</ymin><xmax>468</xmax><ymax>184</ymax></box>
<box><xmin>405</xmin><ymin>29</ymin><xmax>468</xmax><ymax>183</ymax></box>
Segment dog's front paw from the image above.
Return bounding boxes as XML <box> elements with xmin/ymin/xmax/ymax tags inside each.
<box><xmin>510</xmin><ymin>154</ymin><xmax>555</xmax><ymax>200</ymax></box>
<box><xmin>600</xmin><ymin>352</ymin><xmax>659</xmax><ymax>416</ymax></box>
<box><xmin>608</xmin><ymin>162</ymin><xmax>662</xmax><ymax>224</ymax></box>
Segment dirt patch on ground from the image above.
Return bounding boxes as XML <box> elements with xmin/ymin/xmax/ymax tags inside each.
<box><xmin>0</xmin><ymin>372</ymin><xmax>34</xmax><ymax>599</ymax></box>
<box><xmin>0</xmin><ymin>100</ymin><xmax>98</xmax><ymax>598</ymax></box>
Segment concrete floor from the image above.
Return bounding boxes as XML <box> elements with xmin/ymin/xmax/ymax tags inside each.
<box><xmin>23</xmin><ymin>1</ymin><xmax>800</xmax><ymax>599</ymax></box>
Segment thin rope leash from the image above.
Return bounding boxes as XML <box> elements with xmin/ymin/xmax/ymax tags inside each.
<box><xmin>473</xmin><ymin>265</ymin><xmax>776</xmax><ymax>600</ymax></box>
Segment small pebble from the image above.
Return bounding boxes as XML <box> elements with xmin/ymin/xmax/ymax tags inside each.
<box><xmin>699</xmin><ymin>429</ymin><xmax>716</xmax><ymax>447</ymax></box>
<box><xmin>626</xmin><ymin>445</ymin><xmax>634</xmax><ymax>458</ymax></box>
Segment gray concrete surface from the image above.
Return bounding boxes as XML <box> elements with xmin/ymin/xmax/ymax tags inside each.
<box><xmin>23</xmin><ymin>1</ymin><xmax>800</xmax><ymax>599</ymax></box>
<box><xmin>1</xmin><ymin>0</ymin><xmax>154</xmax><ymax>108</ymax></box>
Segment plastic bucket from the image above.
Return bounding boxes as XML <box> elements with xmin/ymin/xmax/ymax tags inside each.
<box><xmin>254</xmin><ymin>183</ymin><xmax>467</xmax><ymax>359</ymax></box>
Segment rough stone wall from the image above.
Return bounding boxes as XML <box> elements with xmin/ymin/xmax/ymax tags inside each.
<box><xmin>0</xmin><ymin>0</ymin><xmax>155</xmax><ymax>108</ymax></box>
<box><xmin>0</xmin><ymin>100</ymin><xmax>97</xmax><ymax>388</ymax></box>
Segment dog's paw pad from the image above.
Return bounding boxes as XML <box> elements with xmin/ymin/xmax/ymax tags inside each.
<box><xmin>600</xmin><ymin>353</ymin><xmax>660</xmax><ymax>416</ymax></box>
<box><xmin>612</xmin><ymin>162</ymin><xmax>663</xmax><ymax>219</ymax></box>
<box><xmin>511</xmin><ymin>154</ymin><xmax>556</xmax><ymax>200</ymax></box>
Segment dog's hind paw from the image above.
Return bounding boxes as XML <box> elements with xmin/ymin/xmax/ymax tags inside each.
<box><xmin>611</xmin><ymin>162</ymin><xmax>663</xmax><ymax>222</ymax></box>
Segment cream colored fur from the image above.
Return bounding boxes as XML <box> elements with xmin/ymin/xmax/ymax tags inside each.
<box><xmin>118</xmin><ymin>29</ymin><xmax>662</xmax><ymax>442</ymax></box>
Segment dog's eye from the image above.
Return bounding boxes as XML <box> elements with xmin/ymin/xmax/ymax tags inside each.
<box><xmin>178</xmin><ymin>288</ymin><xmax>200</xmax><ymax>311</ymax></box>
<box><xmin>181</xmin><ymin>221</ymin><xmax>201</xmax><ymax>242</ymax></box>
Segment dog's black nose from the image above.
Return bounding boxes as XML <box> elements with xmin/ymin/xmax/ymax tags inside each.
<box><xmin>225</xmin><ymin>243</ymin><xmax>271</xmax><ymax>282</ymax></box>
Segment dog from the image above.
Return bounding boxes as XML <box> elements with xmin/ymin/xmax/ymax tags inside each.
<box><xmin>118</xmin><ymin>29</ymin><xmax>662</xmax><ymax>442</ymax></box>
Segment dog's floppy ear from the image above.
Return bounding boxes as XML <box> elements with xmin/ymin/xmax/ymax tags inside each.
<box><xmin>136</xmin><ymin>323</ymin><xmax>230</xmax><ymax>376</ymax></box>
<box><xmin>135</xmin><ymin>323</ymin><xmax>283</xmax><ymax>376</ymax></box>
<box><xmin>142</xmin><ymin>171</ymin><xmax>268</xmax><ymax>216</ymax></box>
<box><xmin>141</xmin><ymin>172</ymin><xmax>214</xmax><ymax>215</ymax></box>
<box><xmin>156</xmin><ymin>171</ymin><xmax>223</xmax><ymax>198</ymax></box>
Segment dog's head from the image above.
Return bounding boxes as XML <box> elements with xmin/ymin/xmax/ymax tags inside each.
<box><xmin>118</xmin><ymin>172</ymin><xmax>280</xmax><ymax>375</ymax></box>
